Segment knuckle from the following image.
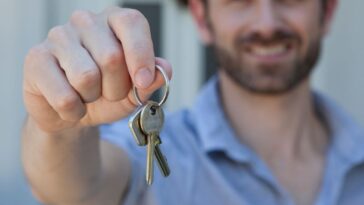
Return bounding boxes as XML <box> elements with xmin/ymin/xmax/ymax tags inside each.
<box><xmin>123</xmin><ymin>8</ymin><xmax>143</xmax><ymax>19</ymax></box>
<box><xmin>70</xmin><ymin>10</ymin><xmax>95</xmax><ymax>28</ymax></box>
<box><xmin>118</xmin><ymin>9</ymin><xmax>147</xmax><ymax>25</ymax></box>
<box><xmin>55</xmin><ymin>94</ymin><xmax>80</xmax><ymax>112</ymax></box>
<box><xmin>73</xmin><ymin>69</ymin><xmax>100</xmax><ymax>89</ymax></box>
<box><xmin>99</xmin><ymin>49</ymin><xmax>123</xmax><ymax>71</ymax></box>
<box><xmin>24</xmin><ymin>45</ymin><xmax>49</xmax><ymax>68</ymax></box>
<box><xmin>47</xmin><ymin>25</ymin><xmax>68</xmax><ymax>42</ymax></box>
<box><xmin>25</xmin><ymin>45</ymin><xmax>47</xmax><ymax>63</ymax></box>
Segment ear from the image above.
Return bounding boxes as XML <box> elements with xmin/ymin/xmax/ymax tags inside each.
<box><xmin>322</xmin><ymin>0</ymin><xmax>338</xmax><ymax>36</ymax></box>
<box><xmin>188</xmin><ymin>0</ymin><xmax>213</xmax><ymax>45</ymax></box>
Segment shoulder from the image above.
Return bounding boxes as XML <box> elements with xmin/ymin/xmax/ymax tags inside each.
<box><xmin>315</xmin><ymin>91</ymin><xmax>364</xmax><ymax>161</ymax></box>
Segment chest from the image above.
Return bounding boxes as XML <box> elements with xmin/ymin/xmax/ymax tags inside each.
<box><xmin>152</xmin><ymin>151</ymin><xmax>286</xmax><ymax>205</ymax></box>
<box><xmin>152</xmin><ymin>151</ymin><xmax>364</xmax><ymax>205</ymax></box>
<box><xmin>270</xmin><ymin>158</ymin><xmax>325</xmax><ymax>205</ymax></box>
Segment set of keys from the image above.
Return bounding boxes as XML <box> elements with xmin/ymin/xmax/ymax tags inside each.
<box><xmin>128</xmin><ymin>65</ymin><xmax>171</xmax><ymax>185</ymax></box>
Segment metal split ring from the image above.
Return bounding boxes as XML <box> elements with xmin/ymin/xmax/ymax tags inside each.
<box><xmin>133</xmin><ymin>65</ymin><xmax>170</xmax><ymax>107</ymax></box>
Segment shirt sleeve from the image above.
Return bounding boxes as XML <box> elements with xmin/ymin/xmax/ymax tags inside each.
<box><xmin>99</xmin><ymin>119</ymin><xmax>148</xmax><ymax>205</ymax></box>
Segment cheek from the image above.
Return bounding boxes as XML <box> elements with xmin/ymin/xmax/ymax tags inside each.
<box><xmin>282</xmin><ymin>5</ymin><xmax>322</xmax><ymax>52</ymax></box>
<box><xmin>210</xmin><ymin>12</ymin><xmax>249</xmax><ymax>52</ymax></box>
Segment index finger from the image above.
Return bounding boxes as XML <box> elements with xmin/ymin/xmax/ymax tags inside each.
<box><xmin>107</xmin><ymin>8</ymin><xmax>155</xmax><ymax>89</ymax></box>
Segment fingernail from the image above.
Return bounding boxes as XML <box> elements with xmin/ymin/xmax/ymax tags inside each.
<box><xmin>135</xmin><ymin>68</ymin><xmax>153</xmax><ymax>89</ymax></box>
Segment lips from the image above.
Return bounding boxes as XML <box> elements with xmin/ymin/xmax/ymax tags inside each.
<box><xmin>244</xmin><ymin>42</ymin><xmax>293</xmax><ymax>63</ymax></box>
<box><xmin>251</xmin><ymin>44</ymin><xmax>286</xmax><ymax>56</ymax></box>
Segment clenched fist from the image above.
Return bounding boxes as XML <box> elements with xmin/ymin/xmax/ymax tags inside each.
<box><xmin>23</xmin><ymin>7</ymin><xmax>172</xmax><ymax>134</ymax></box>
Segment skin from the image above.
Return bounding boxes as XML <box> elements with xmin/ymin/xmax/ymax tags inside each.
<box><xmin>22</xmin><ymin>7</ymin><xmax>172</xmax><ymax>205</ymax></box>
<box><xmin>22</xmin><ymin>0</ymin><xmax>337</xmax><ymax>205</ymax></box>
<box><xmin>189</xmin><ymin>0</ymin><xmax>337</xmax><ymax>204</ymax></box>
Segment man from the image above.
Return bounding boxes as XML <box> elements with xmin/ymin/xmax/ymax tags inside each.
<box><xmin>21</xmin><ymin>0</ymin><xmax>364</xmax><ymax>204</ymax></box>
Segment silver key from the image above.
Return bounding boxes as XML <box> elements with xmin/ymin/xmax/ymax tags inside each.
<box><xmin>146</xmin><ymin>133</ymin><xmax>156</xmax><ymax>185</ymax></box>
<box><xmin>128</xmin><ymin>106</ymin><xmax>147</xmax><ymax>146</ymax></box>
<box><xmin>154</xmin><ymin>142</ymin><xmax>170</xmax><ymax>177</ymax></box>
<box><xmin>140</xmin><ymin>101</ymin><xmax>164</xmax><ymax>135</ymax></box>
<box><xmin>140</xmin><ymin>101</ymin><xmax>170</xmax><ymax>184</ymax></box>
<box><xmin>148</xmin><ymin>116</ymin><xmax>170</xmax><ymax>177</ymax></box>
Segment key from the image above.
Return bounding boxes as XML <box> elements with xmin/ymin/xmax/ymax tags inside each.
<box><xmin>128</xmin><ymin>106</ymin><xmax>147</xmax><ymax>146</ymax></box>
<box><xmin>140</xmin><ymin>101</ymin><xmax>170</xmax><ymax>185</ymax></box>
<box><xmin>149</xmin><ymin>120</ymin><xmax>170</xmax><ymax>177</ymax></box>
<box><xmin>140</xmin><ymin>101</ymin><xmax>163</xmax><ymax>185</ymax></box>
<box><xmin>152</xmin><ymin>136</ymin><xmax>170</xmax><ymax>176</ymax></box>
<box><xmin>154</xmin><ymin>143</ymin><xmax>171</xmax><ymax>177</ymax></box>
<box><xmin>146</xmin><ymin>133</ymin><xmax>156</xmax><ymax>185</ymax></box>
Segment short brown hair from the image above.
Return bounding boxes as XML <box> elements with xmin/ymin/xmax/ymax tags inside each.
<box><xmin>178</xmin><ymin>0</ymin><xmax>328</xmax><ymax>10</ymax></box>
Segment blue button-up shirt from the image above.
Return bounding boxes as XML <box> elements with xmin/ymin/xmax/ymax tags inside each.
<box><xmin>100</xmin><ymin>76</ymin><xmax>364</xmax><ymax>205</ymax></box>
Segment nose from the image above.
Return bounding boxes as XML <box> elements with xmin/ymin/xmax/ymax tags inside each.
<box><xmin>251</xmin><ymin>0</ymin><xmax>283</xmax><ymax>38</ymax></box>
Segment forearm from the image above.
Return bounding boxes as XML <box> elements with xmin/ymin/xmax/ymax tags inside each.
<box><xmin>22</xmin><ymin>116</ymin><xmax>102</xmax><ymax>204</ymax></box>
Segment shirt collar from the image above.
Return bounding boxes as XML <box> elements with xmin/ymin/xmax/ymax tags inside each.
<box><xmin>314</xmin><ymin>92</ymin><xmax>364</xmax><ymax>165</ymax></box>
<box><xmin>190</xmin><ymin>75</ymin><xmax>364</xmax><ymax>166</ymax></box>
<box><xmin>190</xmin><ymin>75</ymin><xmax>252</xmax><ymax>163</ymax></box>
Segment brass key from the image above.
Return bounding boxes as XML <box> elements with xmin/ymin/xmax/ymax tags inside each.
<box><xmin>128</xmin><ymin>106</ymin><xmax>147</xmax><ymax>146</ymax></box>
<box><xmin>154</xmin><ymin>140</ymin><xmax>170</xmax><ymax>177</ymax></box>
<box><xmin>140</xmin><ymin>101</ymin><xmax>170</xmax><ymax>184</ymax></box>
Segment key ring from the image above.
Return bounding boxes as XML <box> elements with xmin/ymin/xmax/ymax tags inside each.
<box><xmin>133</xmin><ymin>65</ymin><xmax>170</xmax><ymax>107</ymax></box>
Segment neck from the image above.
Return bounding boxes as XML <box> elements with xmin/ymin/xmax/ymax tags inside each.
<box><xmin>218</xmin><ymin>71</ymin><xmax>329</xmax><ymax>163</ymax></box>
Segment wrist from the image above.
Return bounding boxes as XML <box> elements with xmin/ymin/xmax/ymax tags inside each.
<box><xmin>25</xmin><ymin>116</ymin><xmax>97</xmax><ymax>142</ymax></box>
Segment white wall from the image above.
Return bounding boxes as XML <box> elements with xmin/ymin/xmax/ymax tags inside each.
<box><xmin>0</xmin><ymin>0</ymin><xmax>363</xmax><ymax>203</ymax></box>
<box><xmin>162</xmin><ymin>0</ymin><xmax>203</xmax><ymax>110</ymax></box>
<box><xmin>0</xmin><ymin>0</ymin><xmax>47</xmax><ymax>203</ymax></box>
<box><xmin>313</xmin><ymin>0</ymin><xmax>364</xmax><ymax>125</ymax></box>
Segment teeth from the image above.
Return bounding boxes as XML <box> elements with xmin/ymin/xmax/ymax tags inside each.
<box><xmin>251</xmin><ymin>45</ymin><xmax>286</xmax><ymax>56</ymax></box>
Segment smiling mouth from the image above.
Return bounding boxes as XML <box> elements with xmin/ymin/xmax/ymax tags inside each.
<box><xmin>240</xmin><ymin>40</ymin><xmax>294</xmax><ymax>64</ymax></box>
<box><xmin>246</xmin><ymin>42</ymin><xmax>293</xmax><ymax>58</ymax></box>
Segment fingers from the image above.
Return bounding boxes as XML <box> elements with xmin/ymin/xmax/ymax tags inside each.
<box><xmin>107</xmin><ymin>7</ymin><xmax>156</xmax><ymax>89</ymax></box>
<box><xmin>47</xmin><ymin>24</ymin><xmax>102</xmax><ymax>103</ymax></box>
<box><xmin>24</xmin><ymin>45</ymin><xmax>86</xmax><ymax>123</ymax></box>
<box><xmin>26</xmin><ymin>7</ymin><xmax>172</xmax><ymax>119</ymax></box>
<box><xmin>69</xmin><ymin>10</ymin><xmax>131</xmax><ymax>102</ymax></box>
<box><xmin>127</xmin><ymin>58</ymin><xmax>173</xmax><ymax>106</ymax></box>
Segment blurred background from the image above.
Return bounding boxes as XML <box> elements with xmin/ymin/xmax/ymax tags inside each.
<box><xmin>0</xmin><ymin>0</ymin><xmax>363</xmax><ymax>204</ymax></box>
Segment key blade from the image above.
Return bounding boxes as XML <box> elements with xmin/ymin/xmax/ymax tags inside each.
<box><xmin>154</xmin><ymin>145</ymin><xmax>170</xmax><ymax>177</ymax></box>
<box><xmin>146</xmin><ymin>134</ymin><xmax>155</xmax><ymax>185</ymax></box>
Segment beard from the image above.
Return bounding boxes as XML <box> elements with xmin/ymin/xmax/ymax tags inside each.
<box><xmin>213</xmin><ymin>30</ymin><xmax>322</xmax><ymax>95</ymax></box>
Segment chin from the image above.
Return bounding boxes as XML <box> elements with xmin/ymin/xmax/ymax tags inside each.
<box><xmin>230</xmin><ymin>72</ymin><xmax>302</xmax><ymax>95</ymax></box>
<box><xmin>244</xmin><ymin>83</ymin><xmax>294</xmax><ymax>95</ymax></box>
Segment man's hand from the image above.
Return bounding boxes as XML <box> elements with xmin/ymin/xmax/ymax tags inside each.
<box><xmin>22</xmin><ymin>6</ymin><xmax>172</xmax><ymax>205</ymax></box>
<box><xmin>23</xmin><ymin>6</ymin><xmax>172</xmax><ymax>134</ymax></box>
